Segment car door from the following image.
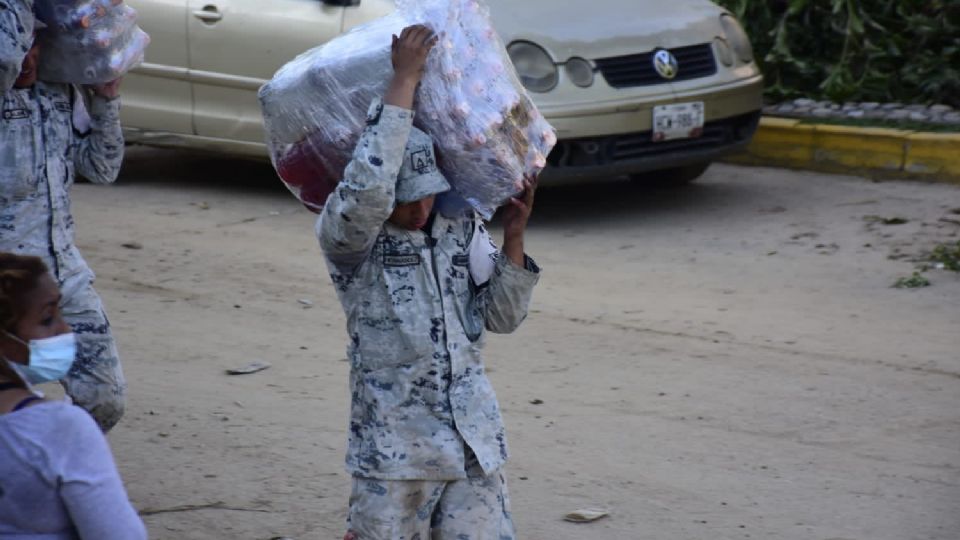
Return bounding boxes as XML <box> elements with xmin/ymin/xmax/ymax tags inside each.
<box><xmin>186</xmin><ymin>0</ymin><xmax>349</xmax><ymax>143</ymax></box>
<box><xmin>121</xmin><ymin>0</ymin><xmax>192</xmax><ymax>135</ymax></box>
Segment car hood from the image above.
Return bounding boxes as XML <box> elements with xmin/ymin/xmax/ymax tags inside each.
<box><xmin>486</xmin><ymin>0</ymin><xmax>728</xmax><ymax>61</ymax></box>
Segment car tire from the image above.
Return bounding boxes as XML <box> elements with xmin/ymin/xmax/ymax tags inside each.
<box><xmin>629</xmin><ymin>162</ymin><xmax>711</xmax><ymax>187</ymax></box>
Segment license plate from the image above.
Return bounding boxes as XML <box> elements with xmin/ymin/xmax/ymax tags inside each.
<box><xmin>652</xmin><ymin>101</ymin><xmax>705</xmax><ymax>142</ymax></box>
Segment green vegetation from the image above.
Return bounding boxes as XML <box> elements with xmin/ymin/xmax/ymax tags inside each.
<box><xmin>891</xmin><ymin>241</ymin><xmax>960</xmax><ymax>288</ymax></box>
<box><xmin>864</xmin><ymin>215</ymin><xmax>909</xmax><ymax>225</ymax></box>
<box><xmin>929</xmin><ymin>240</ymin><xmax>960</xmax><ymax>272</ymax></box>
<box><xmin>715</xmin><ymin>0</ymin><xmax>960</xmax><ymax>107</ymax></box>
<box><xmin>893</xmin><ymin>272</ymin><xmax>931</xmax><ymax>289</ymax></box>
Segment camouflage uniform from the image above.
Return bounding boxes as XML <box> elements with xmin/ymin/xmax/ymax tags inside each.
<box><xmin>347</xmin><ymin>450</ymin><xmax>515</xmax><ymax>539</ymax></box>
<box><xmin>317</xmin><ymin>100</ymin><xmax>539</xmax><ymax>538</ymax></box>
<box><xmin>1</xmin><ymin>0</ymin><xmax>126</xmax><ymax>431</ymax></box>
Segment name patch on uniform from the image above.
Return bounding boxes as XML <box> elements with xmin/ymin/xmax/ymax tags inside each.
<box><xmin>2</xmin><ymin>109</ymin><xmax>29</xmax><ymax>120</ymax></box>
<box><xmin>452</xmin><ymin>254</ymin><xmax>469</xmax><ymax>267</ymax></box>
<box><xmin>383</xmin><ymin>253</ymin><xmax>421</xmax><ymax>267</ymax></box>
<box><xmin>54</xmin><ymin>101</ymin><xmax>71</xmax><ymax>113</ymax></box>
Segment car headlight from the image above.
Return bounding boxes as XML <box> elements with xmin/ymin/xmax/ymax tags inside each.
<box><xmin>564</xmin><ymin>57</ymin><xmax>595</xmax><ymax>87</ymax></box>
<box><xmin>720</xmin><ymin>14</ymin><xmax>753</xmax><ymax>63</ymax></box>
<box><xmin>507</xmin><ymin>41</ymin><xmax>558</xmax><ymax>92</ymax></box>
<box><xmin>713</xmin><ymin>37</ymin><xmax>734</xmax><ymax>67</ymax></box>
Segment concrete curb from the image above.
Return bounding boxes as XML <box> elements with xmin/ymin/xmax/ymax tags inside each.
<box><xmin>722</xmin><ymin>117</ymin><xmax>960</xmax><ymax>184</ymax></box>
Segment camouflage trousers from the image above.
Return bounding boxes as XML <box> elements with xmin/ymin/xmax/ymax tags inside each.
<box><xmin>59</xmin><ymin>278</ymin><xmax>126</xmax><ymax>432</ymax></box>
<box><xmin>347</xmin><ymin>453</ymin><xmax>515</xmax><ymax>540</ymax></box>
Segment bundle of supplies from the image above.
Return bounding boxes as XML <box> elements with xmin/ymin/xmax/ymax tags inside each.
<box><xmin>259</xmin><ymin>0</ymin><xmax>556</xmax><ymax>218</ymax></box>
<box><xmin>34</xmin><ymin>0</ymin><xmax>150</xmax><ymax>84</ymax></box>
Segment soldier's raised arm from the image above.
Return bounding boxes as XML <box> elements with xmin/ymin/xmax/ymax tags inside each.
<box><xmin>475</xmin><ymin>177</ymin><xmax>541</xmax><ymax>333</ymax></box>
<box><xmin>316</xmin><ymin>24</ymin><xmax>437</xmax><ymax>272</ymax></box>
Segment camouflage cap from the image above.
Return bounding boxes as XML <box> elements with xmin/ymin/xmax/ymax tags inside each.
<box><xmin>395</xmin><ymin>126</ymin><xmax>450</xmax><ymax>204</ymax></box>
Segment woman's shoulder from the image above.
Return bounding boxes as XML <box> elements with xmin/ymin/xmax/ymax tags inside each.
<box><xmin>15</xmin><ymin>398</ymin><xmax>83</xmax><ymax>415</ymax></box>
<box><xmin>44</xmin><ymin>401</ymin><xmax>101</xmax><ymax>435</ymax></box>
<box><xmin>4</xmin><ymin>400</ymin><xmax>99</xmax><ymax>437</ymax></box>
<box><xmin>1</xmin><ymin>402</ymin><xmax>98</xmax><ymax>473</ymax></box>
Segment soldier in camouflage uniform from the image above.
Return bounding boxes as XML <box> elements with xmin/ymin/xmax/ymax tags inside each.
<box><xmin>318</xmin><ymin>26</ymin><xmax>541</xmax><ymax>540</ymax></box>
<box><xmin>1</xmin><ymin>0</ymin><xmax>126</xmax><ymax>431</ymax></box>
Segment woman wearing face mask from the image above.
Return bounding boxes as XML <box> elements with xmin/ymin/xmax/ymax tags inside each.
<box><xmin>0</xmin><ymin>253</ymin><xmax>146</xmax><ymax>539</ymax></box>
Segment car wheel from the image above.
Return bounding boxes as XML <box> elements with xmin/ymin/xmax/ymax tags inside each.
<box><xmin>629</xmin><ymin>162</ymin><xmax>711</xmax><ymax>187</ymax></box>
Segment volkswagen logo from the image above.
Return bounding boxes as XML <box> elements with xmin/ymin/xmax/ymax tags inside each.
<box><xmin>653</xmin><ymin>49</ymin><xmax>679</xmax><ymax>80</ymax></box>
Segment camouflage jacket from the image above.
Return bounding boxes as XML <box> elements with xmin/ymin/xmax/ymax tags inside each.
<box><xmin>1</xmin><ymin>0</ymin><xmax>124</xmax><ymax>289</ymax></box>
<box><xmin>317</xmin><ymin>100</ymin><xmax>541</xmax><ymax>480</ymax></box>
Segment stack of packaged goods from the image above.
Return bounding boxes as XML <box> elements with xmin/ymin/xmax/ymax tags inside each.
<box><xmin>259</xmin><ymin>0</ymin><xmax>555</xmax><ymax>218</ymax></box>
<box><xmin>35</xmin><ymin>0</ymin><xmax>150</xmax><ymax>84</ymax></box>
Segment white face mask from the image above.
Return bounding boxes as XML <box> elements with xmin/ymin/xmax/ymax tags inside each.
<box><xmin>4</xmin><ymin>331</ymin><xmax>77</xmax><ymax>385</ymax></box>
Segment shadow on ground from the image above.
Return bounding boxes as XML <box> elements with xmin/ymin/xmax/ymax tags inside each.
<box><xmin>119</xmin><ymin>146</ymin><xmax>283</xmax><ymax>194</ymax></box>
<box><xmin>120</xmin><ymin>146</ymin><xmax>763</xmax><ymax>228</ymax></box>
<box><xmin>527</xmin><ymin>177</ymin><xmax>757</xmax><ymax>229</ymax></box>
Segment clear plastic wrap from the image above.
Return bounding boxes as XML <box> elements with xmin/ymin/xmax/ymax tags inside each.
<box><xmin>259</xmin><ymin>0</ymin><xmax>555</xmax><ymax>218</ymax></box>
<box><xmin>34</xmin><ymin>0</ymin><xmax>150</xmax><ymax>84</ymax></box>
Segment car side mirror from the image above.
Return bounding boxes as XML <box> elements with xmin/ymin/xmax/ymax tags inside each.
<box><xmin>322</xmin><ymin>0</ymin><xmax>360</xmax><ymax>6</ymax></box>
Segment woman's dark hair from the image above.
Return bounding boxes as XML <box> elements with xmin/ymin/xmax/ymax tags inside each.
<box><xmin>0</xmin><ymin>252</ymin><xmax>50</xmax><ymax>388</ymax></box>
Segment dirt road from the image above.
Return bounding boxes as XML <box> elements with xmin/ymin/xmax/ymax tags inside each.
<box><xmin>65</xmin><ymin>148</ymin><xmax>960</xmax><ymax>539</ymax></box>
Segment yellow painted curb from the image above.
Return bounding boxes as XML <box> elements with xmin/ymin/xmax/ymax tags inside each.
<box><xmin>812</xmin><ymin>124</ymin><xmax>908</xmax><ymax>172</ymax></box>
<box><xmin>724</xmin><ymin>117</ymin><xmax>960</xmax><ymax>184</ymax></box>
<box><xmin>736</xmin><ymin>117</ymin><xmax>815</xmax><ymax>165</ymax></box>
<box><xmin>904</xmin><ymin>132</ymin><xmax>960</xmax><ymax>177</ymax></box>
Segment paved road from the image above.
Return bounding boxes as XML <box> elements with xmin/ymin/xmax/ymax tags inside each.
<box><xmin>69</xmin><ymin>148</ymin><xmax>960</xmax><ymax>540</ymax></box>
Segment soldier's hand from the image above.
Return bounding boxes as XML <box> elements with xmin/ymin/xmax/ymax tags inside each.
<box><xmin>391</xmin><ymin>24</ymin><xmax>437</xmax><ymax>85</ymax></box>
<box><xmin>502</xmin><ymin>175</ymin><xmax>538</xmax><ymax>240</ymax></box>
<box><xmin>90</xmin><ymin>77</ymin><xmax>123</xmax><ymax>99</ymax></box>
<box><xmin>499</xmin><ymin>174</ymin><xmax>537</xmax><ymax>268</ymax></box>
<box><xmin>385</xmin><ymin>25</ymin><xmax>437</xmax><ymax>109</ymax></box>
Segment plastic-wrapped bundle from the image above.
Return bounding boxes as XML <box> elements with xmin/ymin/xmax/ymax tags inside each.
<box><xmin>34</xmin><ymin>0</ymin><xmax>150</xmax><ymax>84</ymax></box>
<box><xmin>259</xmin><ymin>0</ymin><xmax>555</xmax><ymax>218</ymax></box>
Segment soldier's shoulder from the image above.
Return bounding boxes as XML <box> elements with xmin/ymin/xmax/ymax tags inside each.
<box><xmin>34</xmin><ymin>81</ymin><xmax>72</xmax><ymax>102</ymax></box>
<box><xmin>35</xmin><ymin>81</ymin><xmax>70</xmax><ymax>93</ymax></box>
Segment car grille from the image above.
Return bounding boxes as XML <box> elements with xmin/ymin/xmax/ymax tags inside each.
<box><xmin>546</xmin><ymin>111</ymin><xmax>760</xmax><ymax>168</ymax></box>
<box><xmin>611</xmin><ymin>118</ymin><xmax>730</xmax><ymax>160</ymax></box>
<box><xmin>595</xmin><ymin>43</ymin><xmax>717</xmax><ymax>88</ymax></box>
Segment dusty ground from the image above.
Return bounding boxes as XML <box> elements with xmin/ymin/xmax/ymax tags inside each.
<box><xmin>64</xmin><ymin>148</ymin><xmax>959</xmax><ymax>540</ymax></box>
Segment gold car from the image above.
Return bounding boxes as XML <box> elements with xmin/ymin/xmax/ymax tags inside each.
<box><xmin>121</xmin><ymin>0</ymin><xmax>762</xmax><ymax>184</ymax></box>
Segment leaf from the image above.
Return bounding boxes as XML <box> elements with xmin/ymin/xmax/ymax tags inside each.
<box><xmin>563</xmin><ymin>508</ymin><xmax>610</xmax><ymax>523</ymax></box>
<box><xmin>226</xmin><ymin>361</ymin><xmax>272</xmax><ymax>375</ymax></box>
<box><xmin>848</xmin><ymin>10</ymin><xmax>866</xmax><ymax>34</ymax></box>
<box><xmin>788</xmin><ymin>0</ymin><xmax>810</xmax><ymax>16</ymax></box>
